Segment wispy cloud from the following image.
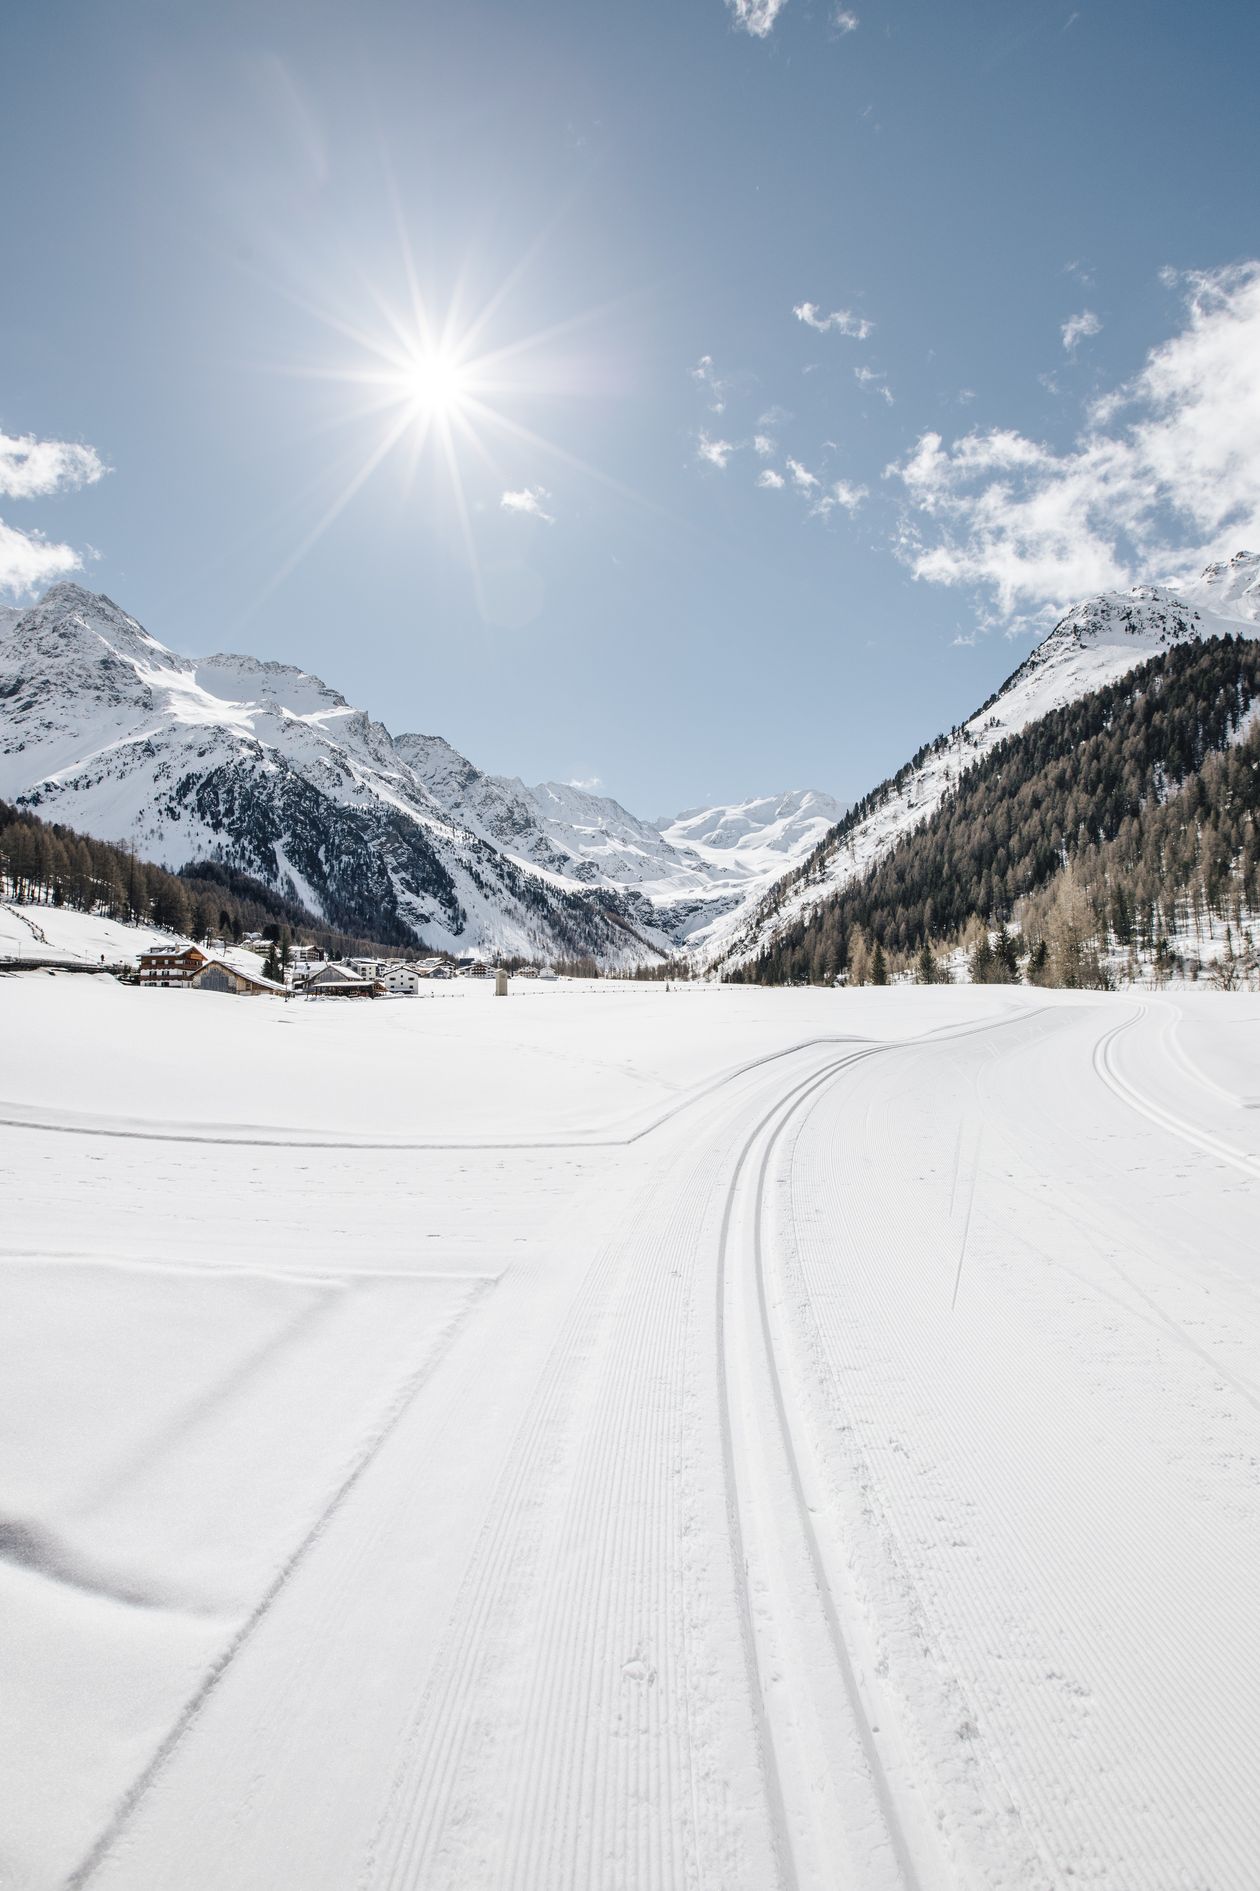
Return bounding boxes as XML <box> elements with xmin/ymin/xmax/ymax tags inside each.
<box><xmin>567</xmin><ymin>775</ymin><xmax>603</xmax><ymax>792</ymax></box>
<box><xmin>0</xmin><ymin>519</ymin><xmax>83</xmax><ymax>597</ymax></box>
<box><xmin>0</xmin><ymin>430</ymin><xmax>105</xmax><ymax>501</ymax></box>
<box><xmin>793</xmin><ymin>301</ymin><xmax>874</xmax><ymax>340</ymax></box>
<box><xmin>786</xmin><ymin>457</ymin><xmax>820</xmax><ymax>492</ymax></box>
<box><xmin>697</xmin><ymin>431</ymin><xmax>736</xmax><ymax>470</ymax></box>
<box><xmin>887</xmin><ymin>261</ymin><xmax>1260</xmax><ymax>625</ymax></box>
<box><xmin>756</xmin><ymin>468</ymin><xmax>785</xmax><ymax>489</ymax></box>
<box><xmin>725</xmin><ymin>0</ymin><xmax>789</xmax><ymax>36</ymax></box>
<box><xmin>811</xmin><ymin>479</ymin><xmax>868</xmax><ymax>518</ymax></box>
<box><xmin>691</xmin><ymin>353</ymin><xmax>730</xmax><ymax>414</ymax></box>
<box><xmin>501</xmin><ymin>485</ymin><xmax>554</xmax><ymax>522</ymax></box>
<box><xmin>753</xmin><ymin>433</ymin><xmax>777</xmax><ymax>457</ymax></box>
<box><xmin>854</xmin><ymin>363</ymin><xmax>895</xmax><ymax>404</ymax></box>
<box><xmin>832</xmin><ymin>7</ymin><xmax>860</xmax><ymax>30</ymax></box>
<box><xmin>0</xmin><ymin>426</ymin><xmax>107</xmax><ymax>597</ymax></box>
<box><xmin>1061</xmin><ymin>307</ymin><xmax>1102</xmax><ymax>352</ymax></box>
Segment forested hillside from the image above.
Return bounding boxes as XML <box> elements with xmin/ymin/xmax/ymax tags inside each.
<box><xmin>0</xmin><ymin>801</ymin><xmax>415</xmax><ymax>960</ymax></box>
<box><xmin>736</xmin><ymin>636</ymin><xmax>1260</xmax><ymax>986</ymax></box>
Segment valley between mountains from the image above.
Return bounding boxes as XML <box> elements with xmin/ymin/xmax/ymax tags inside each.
<box><xmin>3</xmin><ymin>550</ymin><xmax>1257</xmax><ymax>976</ymax></box>
<box><xmin>4</xmin><ymin>557</ymin><xmax>1260</xmax><ymax>1891</ymax></box>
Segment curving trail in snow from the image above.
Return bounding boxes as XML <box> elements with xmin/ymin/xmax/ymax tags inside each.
<box><xmin>2</xmin><ymin>981</ymin><xmax>1258</xmax><ymax>1889</ymax></box>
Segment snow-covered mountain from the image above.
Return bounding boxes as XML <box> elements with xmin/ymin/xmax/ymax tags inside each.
<box><xmin>713</xmin><ymin>552</ymin><xmax>1260</xmax><ymax>971</ymax></box>
<box><xmin>392</xmin><ymin>742</ymin><xmax>845</xmax><ymax>950</ymax></box>
<box><xmin>0</xmin><ymin>583</ymin><xmax>839</xmax><ymax>963</ymax></box>
<box><xmin>0</xmin><ymin>586</ymin><xmax>666</xmax><ymax>962</ymax></box>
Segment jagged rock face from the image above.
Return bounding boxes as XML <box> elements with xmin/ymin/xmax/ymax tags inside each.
<box><xmin>714</xmin><ymin>556</ymin><xmax>1260</xmax><ymax>972</ymax></box>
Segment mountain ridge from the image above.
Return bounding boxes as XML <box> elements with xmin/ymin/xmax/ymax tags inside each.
<box><xmin>710</xmin><ymin>552</ymin><xmax>1260</xmax><ymax>971</ymax></box>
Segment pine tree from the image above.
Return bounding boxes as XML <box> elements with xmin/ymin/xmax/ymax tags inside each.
<box><xmin>871</xmin><ymin>941</ymin><xmax>888</xmax><ymax>985</ymax></box>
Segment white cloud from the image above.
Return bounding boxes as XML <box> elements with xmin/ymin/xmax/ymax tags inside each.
<box><xmin>0</xmin><ymin>518</ymin><xmax>83</xmax><ymax>597</ymax></box>
<box><xmin>811</xmin><ymin>479</ymin><xmax>868</xmax><ymax>518</ymax></box>
<box><xmin>1061</xmin><ymin>307</ymin><xmax>1102</xmax><ymax>352</ymax></box>
<box><xmin>691</xmin><ymin>353</ymin><xmax>729</xmax><ymax>414</ymax></box>
<box><xmin>833</xmin><ymin>7</ymin><xmax>860</xmax><ymax>30</ymax></box>
<box><xmin>756</xmin><ymin>468</ymin><xmax>786</xmax><ymax>489</ymax></box>
<box><xmin>854</xmin><ymin>364</ymin><xmax>895</xmax><ymax>404</ymax></box>
<box><xmin>0</xmin><ymin>425</ymin><xmax>107</xmax><ymax>597</ymax></box>
<box><xmin>786</xmin><ymin>457</ymin><xmax>819</xmax><ymax>492</ymax></box>
<box><xmin>753</xmin><ymin>433</ymin><xmax>777</xmax><ymax>457</ymax></box>
<box><xmin>0</xmin><ymin>430</ymin><xmax>105</xmax><ymax>500</ymax></box>
<box><xmin>725</xmin><ymin>0</ymin><xmax>789</xmax><ymax>35</ymax></box>
<box><xmin>567</xmin><ymin>775</ymin><xmax>603</xmax><ymax>792</ymax></box>
<box><xmin>887</xmin><ymin>262</ymin><xmax>1260</xmax><ymax>622</ymax></box>
<box><xmin>697</xmin><ymin>431</ymin><xmax>736</xmax><ymax>470</ymax></box>
<box><xmin>793</xmin><ymin>301</ymin><xmax>874</xmax><ymax>340</ymax></box>
<box><xmin>500</xmin><ymin>486</ymin><xmax>554</xmax><ymax>522</ymax></box>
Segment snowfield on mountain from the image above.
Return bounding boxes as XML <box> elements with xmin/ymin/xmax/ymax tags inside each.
<box><xmin>3</xmin><ymin>972</ymin><xmax>1259</xmax><ymax>1890</ymax></box>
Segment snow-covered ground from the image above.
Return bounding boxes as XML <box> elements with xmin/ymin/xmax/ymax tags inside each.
<box><xmin>0</xmin><ymin>903</ymin><xmax>189</xmax><ymax>966</ymax></box>
<box><xmin>2</xmin><ymin>975</ymin><xmax>1259</xmax><ymax>1889</ymax></box>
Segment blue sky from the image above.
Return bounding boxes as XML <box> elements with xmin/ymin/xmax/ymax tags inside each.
<box><xmin>3</xmin><ymin>0</ymin><xmax>1259</xmax><ymax>814</ymax></box>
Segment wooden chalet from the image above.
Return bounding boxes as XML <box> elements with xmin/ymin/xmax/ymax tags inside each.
<box><xmin>189</xmin><ymin>958</ymin><xmax>286</xmax><ymax>997</ymax></box>
<box><xmin>137</xmin><ymin>944</ymin><xmax>210</xmax><ymax>987</ymax></box>
<box><xmin>305</xmin><ymin>962</ymin><xmax>381</xmax><ymax>998</ymax></box>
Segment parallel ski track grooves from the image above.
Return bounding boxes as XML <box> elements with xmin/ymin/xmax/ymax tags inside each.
<box><xmin>71</xmin><ymin>1007</ymin><xmax>1026</xmax><ymax>1891</ymax></box>
<box><xmin>715</xmin><ymin>1011</ymin><xmax>1034</xmax><ymax>1890</ymax></box>
<box><xmin>1094</xmin><ymin>1004</ymin><xmax>1260</xmax><ymax>1180</ymax></box>
<box><xmin>716</xmin><ymin>1043</ymin><xmax>918</xmax><ymax>1891</ymax></box>
<box><xmin>67</xmin><ymin>1281</ymin><xmax>494</xmax><ymax>1891</ymax></box>
<box><xmin>796</xmin><ymin>1011</ymin><xmax>1260</xmax><ymax>1889</ymax></box>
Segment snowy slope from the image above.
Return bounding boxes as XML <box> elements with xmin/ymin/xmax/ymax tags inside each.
<box><xmin>4</xmin><ymin>978</ymin><xmax>1260</xmax><ymax>1889</ymax></box>
<box><xmin>0</xmin><ymin>585</ymin><xmax>665</xmax><ymax>965</ymax></box>
<box><xmin>714</xmin><ymin>553</ymin><xmax>1260</xmax><ymax>970</ymax></box>
<box><xmin>1187</xmin><ymin>546</ymin><xmax>1260</xmax><ymax>621</ymax></box>
<box><xmin>0</xmin><ymin>901</ymin><xmax>191</xmax><ymax>965</ymax></box>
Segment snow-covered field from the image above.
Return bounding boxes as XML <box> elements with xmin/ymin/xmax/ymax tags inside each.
<box><xmin>0</xmin><ymin>903</ymin><xmax>185</xmax><ymax>966</ymax></box>
<box><xmin>2</xmin><ymin>974</ymin><xmax>1258</xmax><ymax>1890</ymax></box>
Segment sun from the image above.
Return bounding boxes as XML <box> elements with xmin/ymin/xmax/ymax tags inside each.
<box><xmin>395</xmin><ymin>345</ymin><xmax>471</xmax><ymax>420</ymax></box>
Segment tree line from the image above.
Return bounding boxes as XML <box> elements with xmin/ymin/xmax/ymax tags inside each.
<box><xmin>0</xmin><ymin>801</ymin><xmax>417</xmax><ymax>961</ymax></box>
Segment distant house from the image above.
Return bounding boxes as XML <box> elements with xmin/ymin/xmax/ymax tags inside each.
<box><xmin>345</xmin><ymin>956</ymin><xmax>390</xmax><ymax>979</ymax></box>
<box><xmin>138</xmin><ymin>944</ymin><xmax>210</xmax><ymax>987</ymax></box>
<box><xmin>379</xmin><ymin>966</ymin><xmax>420</xmax><ymax>995</ymax></box>
<box><xmin>306</xmin><ymin>962</ymin><xmax>380</xmax><ymax>998</ymax></box>
<box><xmin>189</xmin><ymin>958</ymin><xmax>286</xmax><ymax>998</ymax></box>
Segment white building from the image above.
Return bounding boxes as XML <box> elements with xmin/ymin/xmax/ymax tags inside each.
<box><xmin>379</xmin><ymin>965</ymin><xmax>420</xmax><ymax>994</ymax></box>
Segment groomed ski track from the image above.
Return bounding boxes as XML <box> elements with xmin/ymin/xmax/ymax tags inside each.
<box><xmin>3</xmin><ymin>984</ymin><xmax>1259</xmax><ymax>1891</ymax></box>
